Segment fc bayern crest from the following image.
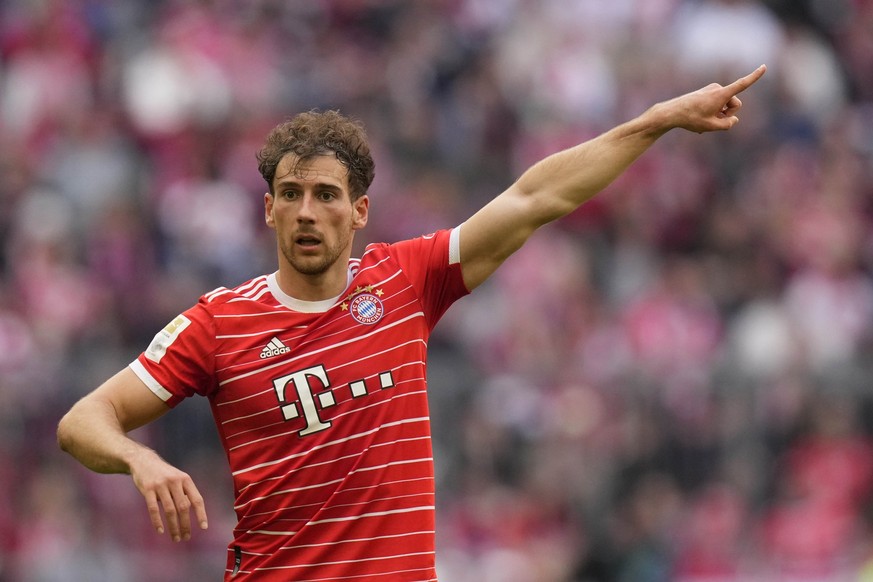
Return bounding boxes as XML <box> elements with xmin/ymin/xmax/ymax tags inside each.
<box><xmin>349</xmin><ymin>293</ymin><xmax>384</xmax><ymax>325</ymax></box>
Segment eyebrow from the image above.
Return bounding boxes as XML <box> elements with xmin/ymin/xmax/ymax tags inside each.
<box><xmin>274</xmin><ymin>178</ymin><xmax>343</xmax><ymax>190</ymax></box>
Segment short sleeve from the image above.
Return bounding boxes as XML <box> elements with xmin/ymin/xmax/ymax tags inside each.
<box><xmin>129</xmin><ymin>301</ymin><xmax>217</xmax><ymax>407</ymax></box>
<box><xmin>385</xmin><ymin>228</ymin><xmax>470</xmax><ymax>330</ymax></box>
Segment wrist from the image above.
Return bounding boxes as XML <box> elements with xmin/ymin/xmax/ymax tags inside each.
<box><xmin>640</xmin><ymin>101</ymin><xmax>677</xmax><ymax>139</ymax></box>
<box><xmin>122</xmin><ymin>441</ymin><xmax>161</xmax><ymax>475</ymax></box>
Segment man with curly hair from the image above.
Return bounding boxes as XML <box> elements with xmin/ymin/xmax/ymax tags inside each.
<box><xmin>58</xmin><ymin>65</ymin><xmax>765</xmax><ymax>580</ymax></box>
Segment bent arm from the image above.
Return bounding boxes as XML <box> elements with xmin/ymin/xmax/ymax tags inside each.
<box><xmin>57</xmin><ymin>367</ymin><xmax>170</xmax><ymax>474</ymax></box>
<box><xmin>57</xmin><ymin>367</ymin><xmax>208</xmax><ymax>540</ymax></box>
<box><xmin>458</xmin><ymin>65</ymin><xmax>767</xmax><ymax>290</ymax></box>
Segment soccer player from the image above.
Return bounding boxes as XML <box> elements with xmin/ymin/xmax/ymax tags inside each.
<box><xmin>57</xmin><ymin>64</ymin><xmax>766</xmax><ymax>580</ymax></box>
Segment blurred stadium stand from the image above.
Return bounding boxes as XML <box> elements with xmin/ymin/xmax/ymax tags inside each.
<box><xmin>2</xmin><ymin>0</ymin><xmax>873</xmax><ymax>580</ymax></box>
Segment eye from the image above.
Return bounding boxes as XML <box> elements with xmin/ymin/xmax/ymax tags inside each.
<box><xmin>281</xmin><ymin>190</ymin><xmax>300</xmax><ymax>200</ymax></box>
<box><xmin>317</xmin><ymin>190</ymin><xmax>337</xmax><ymax>201</ymax></box>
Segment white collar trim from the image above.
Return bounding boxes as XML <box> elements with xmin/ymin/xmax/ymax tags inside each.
<box><xmin>266</xmin><ymin>272</ymin><xmax>350</xmax><ymax>313</ymax></box>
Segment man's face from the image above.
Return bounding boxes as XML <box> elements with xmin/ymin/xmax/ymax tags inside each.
<box><xmin>265</xmin><ymin>154</ymin><xmax>368</xmax><ymax>278</ymax></box>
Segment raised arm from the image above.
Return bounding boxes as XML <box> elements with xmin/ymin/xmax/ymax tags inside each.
<box><xmin>458</xmin><ymin>65</ymin><xmax>767</xmax><ymax>290</ymax></box>
<box><xmin>57</xmin><ymin>368</ymin><xmax>208</xmax><ymax>541</ymax></box>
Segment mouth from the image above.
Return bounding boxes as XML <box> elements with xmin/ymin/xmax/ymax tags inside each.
<box><xmin>294</xmin><ymin>233</ymin><xmax>322</xmax><ymax>249</ymax></box>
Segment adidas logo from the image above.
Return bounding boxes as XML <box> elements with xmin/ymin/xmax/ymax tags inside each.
<box><xmin>260</xmin><ymin>337</ymin><xmax>290</xmax><ymax>359</ymax></box>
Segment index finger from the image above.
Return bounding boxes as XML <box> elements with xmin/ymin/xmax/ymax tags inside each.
<box><xmin>725</xmin><ymin>64</ymin><xmax>767</xmax><ymax>95</ymax></box>
<box><xmin>184</xmin><ymin>480</ymin><xmax>209</xmax><ymax>531</ymax></box>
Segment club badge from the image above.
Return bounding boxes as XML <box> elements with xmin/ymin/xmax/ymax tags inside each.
<box><xmin>342</xmin><ymin>286</ymin><xmax>385</xmax><ymax>325</ymax></box>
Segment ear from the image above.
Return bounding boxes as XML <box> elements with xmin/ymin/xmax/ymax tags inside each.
<box><xmin>352</xmin><ymin>195</ymin><xmax>369</xmax><ymax>230</ymax></box>
<box><xmin>264</xmin><ymin>192</ymin><xmax>275</xmax><ymax>228</ymax></box>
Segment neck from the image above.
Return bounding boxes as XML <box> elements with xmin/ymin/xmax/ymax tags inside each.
<box><xmin>274</xmin><ymin>263</ymin><xmax>350</xmax><ymax>302</ymax></box>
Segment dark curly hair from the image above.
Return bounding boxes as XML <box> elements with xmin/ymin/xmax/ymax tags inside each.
<box><xmin>257</xmin><ymin>110</ymin><xmax>375</xmax><ymax>200</ymax></box>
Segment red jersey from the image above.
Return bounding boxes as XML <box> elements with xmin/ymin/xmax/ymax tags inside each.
<box><xmin>130</xmin><ymin>228</ymin><xmax>468</xmax><ymax>581</ymax></box>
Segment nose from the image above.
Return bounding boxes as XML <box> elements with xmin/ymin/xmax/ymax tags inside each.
<box><xmin>296</xmin><ymin>192</ymin><xmax>317</xmax><ymax>223</ymax></box>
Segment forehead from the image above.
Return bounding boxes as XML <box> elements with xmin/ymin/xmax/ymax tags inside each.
<box><xmin>274</xmin><ymin>154</ymin><xmax>349</xmax><ymax>189</ymax></box>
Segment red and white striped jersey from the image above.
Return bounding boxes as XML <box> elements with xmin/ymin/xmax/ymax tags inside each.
<box><xmin>130</xmin><ymin>228</ymin><xmax>468</xmax><ymax>581</ymax></box>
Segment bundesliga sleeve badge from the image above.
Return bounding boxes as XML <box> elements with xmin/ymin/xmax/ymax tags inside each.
<box><xmin>144</xmin><ymin>314</ymin><xmax>191</xmax><ymax>363</ymax></box>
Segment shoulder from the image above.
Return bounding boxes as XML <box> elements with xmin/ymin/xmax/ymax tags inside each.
<box><xmin>198</xmin><ymin>275</ymin><xmax>273</xmax><ymax>309</ymax></box>
<box><xmin>360</xmin><ymin>229</ymin><xmax>459</xmax><ymax>266</ymax></box>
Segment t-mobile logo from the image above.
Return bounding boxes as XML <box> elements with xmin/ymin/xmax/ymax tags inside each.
<box><xmin>272</xmin><ymin>365</ymin><xmax>395</xmax><ymax>437</ymax></box>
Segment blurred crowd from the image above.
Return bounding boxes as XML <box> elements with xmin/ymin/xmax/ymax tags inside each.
<box><xmin>1</xmin><ymin>0</ymin><xmax>873</xmax><ymax>580</ymax></box>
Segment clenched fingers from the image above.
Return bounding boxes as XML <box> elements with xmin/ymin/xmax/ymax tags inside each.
<box><xmin>720</xmin><ymin>96</ymin><xmax>742</xmax><ymax>117</ymax></box>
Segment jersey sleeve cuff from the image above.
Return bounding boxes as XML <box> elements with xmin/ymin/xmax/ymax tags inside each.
<box><xmin>449</xmin><ymin>226</ymin><xmax>461</xmax><ymax>265</ymax></box>
<box><xmin>129</xmin><ymin>358</ymin><xmax>174</xmax><ymax>403</ymax></box>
